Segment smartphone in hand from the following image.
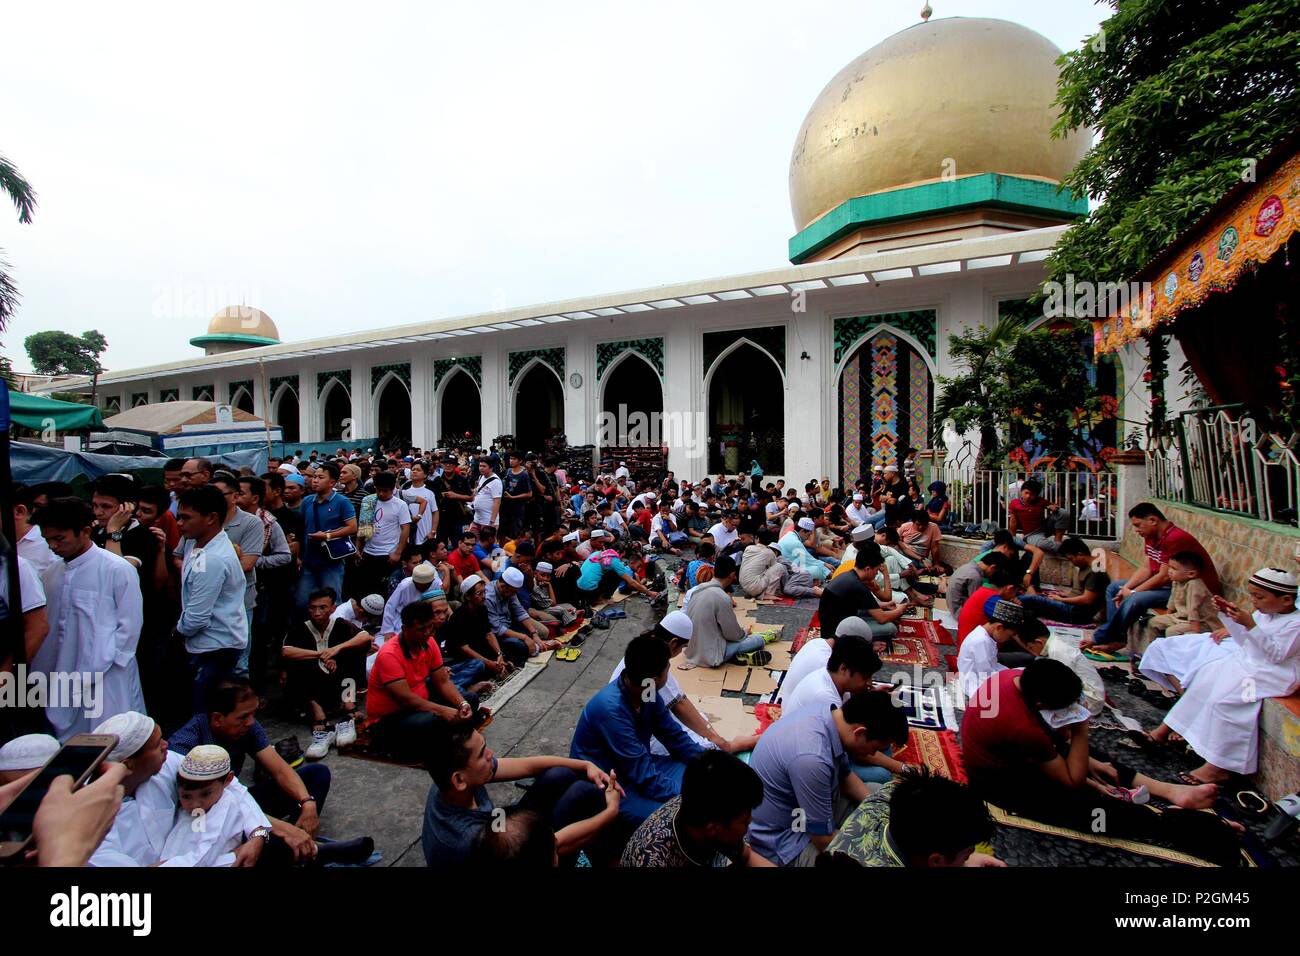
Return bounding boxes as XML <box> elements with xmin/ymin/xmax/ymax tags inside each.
<box><xmin>0</xmin><ymin>733</ymin><xmax>118</xmax><ymax>861</ymax></box>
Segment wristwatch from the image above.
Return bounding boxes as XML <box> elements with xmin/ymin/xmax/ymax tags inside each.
<box><xmin>109</xmin><ymin>531</ymin><xmax>124</xmax><ymax>542</ymax></box>
<box><xmin>251</xmin><ymin>826</ymin><xmax>272</xmax><ymax>842</ymax></box>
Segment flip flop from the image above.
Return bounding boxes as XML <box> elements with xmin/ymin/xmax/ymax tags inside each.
<box><xmin>555</xmin><ymin>646</ymin><xmax>582</xmax><ymax>662</ymax></box>
<box><xmin>1084</xmin><ymin>649</ymin><xmax>1130</xmax><ymax>662</ymax></box>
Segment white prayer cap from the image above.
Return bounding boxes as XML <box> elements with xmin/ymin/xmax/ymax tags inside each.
<box><xmin>591</xmin><ymin>529</ymin><xmax>610</xmax><ymax>539</ymax></box>
<box><xmin>883</xmin><ymin>465</ymin><xmax>898</xmax><ymax>473</ymax></box>
<box><xmin>502</xmin><ymin>567</ymin><xmax>526</xmax><ymax>588</ymax></box>
<box><xmin>659</xmin><ymin>610</ymin><xmax>694</xmax><ymax>642</ymax></box>
<box><xmin>360</xmin><ymin>593</ymin><xmax>386</xmax><ymax>616</ymax></box>
<box><xmin>1249</xmin><ymin>567</ymin><xmax>1298</xmax><ymax>595</ymax></box>
<box><xmin>562</xmin><ymin>531</ymin><xmax>580</xmax><ymax>543</ymax></box>
<box><xmin>797</xmin><ymin>517</ymin><xmax>816</xmax><ymax>531</ymax></box>
<box><xmin>852</xmin><ymin>494</ymin><xmax>864</xmax><ymax>502</ymax></box>
<box><xmin>277</xmin><ymin>462</ymin><xmax>299</xmax><ymax>475</ymax></box>
<box><xmin>0</xmin><ymin>733</ymin><xmax>60</xmax><ymax>772</ymax></box>
<box><xmin>412</xmin><ymin>562</ymin><xmax>437</xmax><ymax>586</ymax></box>
<box><xmin>94</xmin><ymin>711</ymin><xmax>156</xmax><ymax>762</ymax></box>
<box><xmin>536</xmin><ymin>561</ymin><xmax>553</xmax><ymax>574</ymax></box>
<box><xmin>179</xmin><ymin>745</ymin><xmax>231</xmax><ymax>782</ymax></box>
<box><xmin>787</xmin><ymin>502</ymin><xmax>800</xmax><ymax>512</ymax></box>
<box><xmin>851</xmin><ymin>524</ymin><xmax>875</xmax><ymax>543</ymax></box>
<box><xmin>461</xmin><ymin>573</ymin><xmax>483</xmax><ymax>593</ymax></box>
<box><xmin>873</xmin><ymin>465</ymin><xmax>883</xmax><ymax>472</ymax></box>
<box><xmin>835</xmin><ymin>617</ymin><xmax>876</xmax><ymax>639</ymax></box>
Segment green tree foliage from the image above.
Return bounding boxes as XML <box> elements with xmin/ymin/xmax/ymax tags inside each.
<box><xmin>937</xmin><ymin>319</ymin><xmax>1102</xmax><ymax>467</ymax></box>
<box><xmin>25</xmin><ymin>329</ymin><xmax>108</xmax><ymax>403</ymax></box>
<box><xmin>0</xmin><ymin>153</ymin><xmax>36</xmax><ymax>334</ymax></box>
<box><xmin>1047</xmin><ymin>0</ymin><xmax>1300</xmax><ymax>288</ymax></box>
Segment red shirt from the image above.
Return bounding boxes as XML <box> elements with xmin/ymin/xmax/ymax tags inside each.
<box><xmin>957</xmin><ymin>585</ymin><xmax>1000</xmax><ymax>646</ymax></box>
<box><xmin>636</xmin><ymin>510</ymin><xmax>653</xmax><ymax>533</ymax></box>
<box><xmin>366</xmin><ymin>636</ymin><xmax>444</xmax><ymax>723</ymax></box>
<box><xmin>157</xmin><ymin>509</ymin><xmax>181</xmax><ymax>552</ymax></box>
<box><xmin>1008</xmin><ymin>497</ymin><xmax>1046</xmax><ymax>535</ymax></box>
<box><xmin>960</xmin><ymin>669</ymin><xmax>1059</xmax><ymax>774</ymax></box>
<box><xmin>1146</xmin><ymin>523</ymin><xmax>1221</xmax><ymax>594</ymax></box>
<box><xmin>447</xmin><ymin>547</ymin><xmax>482</xmax><ymax>582</ymax></box>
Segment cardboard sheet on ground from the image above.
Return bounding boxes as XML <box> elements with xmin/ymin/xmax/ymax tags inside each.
<box><xmin>765</xmin><ymin>642</ymin><xmax>794</xmax><ymax>671</ymax></box>
<box><xmin>671</xmin><ymin>659</ymin><xmax>726</xmax><ymax>694</ymax></box>
<box><xmin>722</xmin><ymin>665</ymin><xmax>750</xmax><ymax>692</ymax></box>
<box><xmin>746</xmin><ymin>669</ymin><xmax>778</xmax><ymax>696</ymax></box>
<box><xmin>690</xmin><ymin>694</ymin><xmax>760</xmax><ymax>739</ymax></box>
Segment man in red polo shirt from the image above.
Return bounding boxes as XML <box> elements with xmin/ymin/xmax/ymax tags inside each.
<box><xmin>366</xmin><ymin>595</ymin><xmax>478</xmax><ymax>761</ymax></box>
<box><xmin>1084</xmin><ymin>502</ymin><xmax>1220</xmax><ymax>653</ymax></box>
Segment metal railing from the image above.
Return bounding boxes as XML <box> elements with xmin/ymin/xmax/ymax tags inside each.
<box><xmin>929</xmin><ymin>450</ymin><xmax>1119</xmax><ymax>540</ymax></box>
<box><xmin>1146</xmin><ymin>406</ymin><xmax>1300</xmax><ymax>525</ymax></box>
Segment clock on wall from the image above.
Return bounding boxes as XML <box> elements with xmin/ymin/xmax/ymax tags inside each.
<box><xmin>569</xmin><ymin>372</ymin><xmax>583</xmax><ymax>389</ymax></box>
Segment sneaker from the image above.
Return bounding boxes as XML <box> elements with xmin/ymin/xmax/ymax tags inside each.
<box><xmin>275</xmin><ymin>735</ymin><xmax>305</xmax><ymax>769</ymax></box>
<box><xmin>305</xmin><ymin>728</ymin><xmax>335</xmax><ymax>760</ymax></box>
<box><xmin>1108</xmin><ymin>785</ymin><xmax>1150</xmax><ymax>805</ymax></box>
<box><xmin>335</xmin><ymin>717</ymin><xmax>357</xmax><ymax>748</ymax></box>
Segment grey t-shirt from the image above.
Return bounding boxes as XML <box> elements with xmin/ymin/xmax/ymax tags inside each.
<box><xmin>222</xmin><ymin>508</ymin><xmax>265</xmax><ymax>609</ymax></box>
<box><xmin>421</xmin><ymin>756</ymin><xmax>499</xmax><ymax>868</ymax></box>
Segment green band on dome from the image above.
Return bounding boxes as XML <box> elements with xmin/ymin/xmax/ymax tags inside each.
<box><xmin>189</xmin><ymin>333</ymin><xmax>281</xmax><ymax>348</ymax></box>
<box><xmin>788</xmin><ymin>173</ymin><xmax>1087</xmax><ymax>263</ymax></box>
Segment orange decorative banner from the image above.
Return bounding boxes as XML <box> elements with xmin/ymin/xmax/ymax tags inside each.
<box><xmin>1093</xmin><ymin>151</ymin><xmax>1300</xmax><ymax>354</ymax></box>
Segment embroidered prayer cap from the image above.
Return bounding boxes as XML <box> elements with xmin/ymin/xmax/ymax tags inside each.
<box><xmin>94</xmin><ymin>711</ymin><xmax>157</xmax><ymax>762</ymax></box>
<box><xmin>852</xmin><ymin>494</ymin><xmax>864</xmax><ymax>502</ymax></box>
<box><xmin>659</xmin><ymin>610</ymin><xmax>694</xmax><ymax>641</ymax></box>
<box><xmin>461</xmin><ymin>573</ymin><xmax>483</xmax><ymax>593</ymax></box>
<box><xmin>0</xmin><ymin>733</ymin><xmax>60</xmax><ymax>772</ymax></box>
<box><xmin>277</xmin><ymin>463</ymin><xmax>299</xmax><ymax>475</ymax></box>
<box><xmin>536</xmin><ymin>562</ymin><xmax>553</xmax><ymax>574</ymax></box>
<box><xmin>850</xmin><ymin>524</ymin><xmax>875</xmax><ymax>543</ymax></box>
<box><xmin>883</xmin><ymin>465</ymin><xmax>898</xmax><ymax>473</ymax></box>
<box><xmin>421</xmin><ymin>587</ymin><xmax>447</xmax><ymax>602</ymax></box>
<box><xmin>502</xmin><ymin>567</ymin><xmax>526</xmax><ymax>588</ymax></box>
<box><xmin>797</xmin><ymin>517</ymin><xmax>816</xmax><ymax>531</ymax></box>
<box><xmin>591</xmin><ymin>529</ymin><xmax>610</xmax><ymax>539</ymax></box>
<box><xmin>1249</xmin><ymin>567</ymin><xmax>1298</xmax><ymax>595</ymax></box>
<box><xmin>179</xmin><ymin>745</ymin><xmax>231</xmax><ymax>782</ymax></box>
<box><xmin>985</xmin><ymin>597</ymin><xmax>1024</xmax><ymax>627</ymax></box>
<box><xmin>412</xmin><ymin>562</ymin><xmax>437</xmax><ymax>586</ymax></box>
<box><xmin>360</xmin><ymin>593</ymin><xmax>386</xmax><ymax>616</ymax></box>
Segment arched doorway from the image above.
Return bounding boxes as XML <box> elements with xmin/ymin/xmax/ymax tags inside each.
<box><xmin>600</xmin><ymin>353</ymin><xmax>663</xmax><ymax>448</ymax></box>
<box><xmin>232</xmin><ymin>388</ymin><xmax>254</xmax><ymax>416</ymax></box>
<box><xmin>838</xmin><ymin>329</ymin><xmax>933</xmax><ymax>485</ymax></box>
<box><xmin>707</xmin><ymin>343</ymin><xmax>784</xmax><ymax>475</ymax></box>
<box><xmin>321</xmin><ymin>380</ymin><xmax>351</xmax><ymax>442</ymax></box>
<box><xmin>440</xmin><ymin>368</ymin><xmax>481</xmax><ymax>446</ymax></box>
<box><xmin>274</xmin><ymin>387</ymin><xmax>300</xmax><ymax>444</ymax></box>
<box><xmin>375</xmin><ymin>376</ymin><xmax>412</xmax><ymax>450</ymax></box>
<box><xmin>513</xmin><ymin>362</ymin><xmax>563</xmax><ymax>454</ymax></box>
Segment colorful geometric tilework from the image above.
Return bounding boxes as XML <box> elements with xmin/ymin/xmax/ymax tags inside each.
<box><xmin>908</xmin><ymin>350</ymin><xmax>931</xmax><ymax>450</ymax></box>
<box><xmin>841</xmin><ymin>353</ymin><xmax>862</xmax><ymax>483</ymax></box>
<box><xmin>870</xmin><ymin>334</ymin><xmax>899</xmax><ymax>469</ymax></box>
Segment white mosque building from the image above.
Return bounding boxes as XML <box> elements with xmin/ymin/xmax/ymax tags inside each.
<box><xmin>50</xmin><ymin>15</ymin><xmax>1143</xmax><ymax>482</ymax></box>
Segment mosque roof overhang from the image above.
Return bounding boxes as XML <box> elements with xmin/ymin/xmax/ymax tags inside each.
<box><xmin>48</xmin><ymin>225</ymin><xmax>1069</xmax><ymax>391</ymax></box>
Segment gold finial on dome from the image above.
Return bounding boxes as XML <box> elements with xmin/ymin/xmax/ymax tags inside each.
<box><xmin>921</xmin><ymin>3</ymin><xmax>933</xmax><ymax>21</ymax></box>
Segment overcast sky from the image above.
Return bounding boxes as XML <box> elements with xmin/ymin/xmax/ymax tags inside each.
<box><xmin>1</xmin><ymin>0</ymin><xmax>1107</xmax><ymax>372</ymax></box>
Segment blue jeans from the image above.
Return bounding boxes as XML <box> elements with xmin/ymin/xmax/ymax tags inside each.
<box><xmin>861</xmin><ymin>511</ymin><xmax>888</xmax><ymax>532</ymax></box>
<box><xmin>724</xmin><ymin>634</ymin><xmax>767</xmax><ymax>660</ymax></box>
<box><xmin>235</xmin><ymin>605</ymin><xmax>255</xmax><ymax>676</ymax></box>
<box><xmin>1020</xmin><ymin>594</ymin><xmax>1099</xmax><ymax>625</ymax></box>
<box><xmin>849</xmin><ymin>746</ymin><xmax>894</xmax><ymax>784</ymax></box>
<box><xmin>295</xmin><ymin>563</ymin><xmax>346</xmax><ymax>612</ymax></box>
<box><xmin>190</xmin><ymin>648</ymin><xmax>242</xmax><ymax>713</ymax></box>
<box><xmin>1093</xmin><ymin>579</ymin><xmax>1171</xmax><ymax>645</ymax></box>
<box><xmin>448</xmin><ymin>658</ymin><xmax>485</xmax><ymax>692</ymax></box>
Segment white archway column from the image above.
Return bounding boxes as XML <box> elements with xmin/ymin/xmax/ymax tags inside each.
<box><xmin>411</xmin><ymin>353</ymin><xmax>434</xmax><ymax>451</ymax></box>
<box><xmin>349</xmin><ymin>360</ymin><xmax>370</xmax><ymax>447</ymax></box>
<box><xmin>564</xmin><ymin>337</ymin><xmax>588</xmax><ymax>446</ymax></box>
<box><xmin>788</xmin><ymin>311</ymin><xmax>824</xmax><ymax>482</ymax></box>
<box><xmin>482</xmin><ymin>349</ymin><xmax>505</xmax><ymax>445</ymax></box>
<box><xmin>664</xmin><ymin>323</ymin><xmax>699</xmax><ymax>479</ymax></box>
<box><xmin>299</xmin><ymin>364</ymin><xmax>320</xmax><ymax>443</ymax></box>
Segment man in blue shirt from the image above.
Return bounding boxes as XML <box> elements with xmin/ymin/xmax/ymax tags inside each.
<box><xmin>570</xmin><ymin>635</ymin><xmax>703</xmax><ymax>826</ymax></box>
<box><xmin>746</xmin><ymin>690</ymin><xmax>907</xmax><ymax>867</ymax></box>
<box><xmin>173</xmin><ymin>485</ymin><xmax>248</xmax><ymax>710</ymax></box>
<box><xmin>296</xmin><ymin>461</ymin><xmax>357</xmax><ymax>610</ymax></box>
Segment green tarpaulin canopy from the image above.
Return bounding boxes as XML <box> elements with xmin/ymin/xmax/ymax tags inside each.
<box><xmin>7</xmin><ymin>390</ymin><xmax>104</xmax><ymax>431</ymax></box>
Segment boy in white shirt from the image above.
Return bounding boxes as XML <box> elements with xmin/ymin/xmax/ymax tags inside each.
<box><xmin>160</xmin><ymin>745</ymin><xmax>270</xmax><ymax>867</ymax></box>
<box><xmin>957</xmin><ymin>599</ymin><xmax>1043</xmax><ymax>702</ymax></box>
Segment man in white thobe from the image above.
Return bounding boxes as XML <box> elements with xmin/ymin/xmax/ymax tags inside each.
<box><xmin>33</xmin><ymin>497</ymin><xmax>145</xmax><ymax>740</ymax></box>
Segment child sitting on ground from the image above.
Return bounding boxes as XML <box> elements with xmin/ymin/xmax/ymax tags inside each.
<box><xmin>160</xmin><ymin>745</ymin><xmax>270</xmax><ymax>867</ymax></box>
<box><xmin>1130</xmin><ymin>550</ymin><xmax>1222</xmax><ymax>661</ymax></box>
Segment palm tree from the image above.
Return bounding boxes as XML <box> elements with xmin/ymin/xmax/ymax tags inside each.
<box><xmin>0</xmin><ymin>153</ymin><xmax>37</xmax><ymax>335</ymax></box>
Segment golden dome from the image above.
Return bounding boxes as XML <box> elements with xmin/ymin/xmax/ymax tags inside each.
<box><xmin>789</xmin><ymin>17</ymin><xmax>1090</xmax><ymax>232</ymax></box>
<box><xmin>203</xmin><ymin>306</ymin><xmax>279</xmax><ymax>342</ymax></box>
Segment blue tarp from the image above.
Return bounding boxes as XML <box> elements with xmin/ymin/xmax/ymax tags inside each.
<box><xmin>9</xmin><ymin>441</ymin><xmax>268</xmax><ymax>484</ymax></box>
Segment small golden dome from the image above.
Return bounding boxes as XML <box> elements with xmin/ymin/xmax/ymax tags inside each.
<box><xmin>204</xmin><ymin>306</ymin><xmax>279</xmax><ymax>342</ymax></box>
<box><xmin>789</xmin><ymin>17</ymin><xmax>1090</xmax><ymax>232</ymax></box>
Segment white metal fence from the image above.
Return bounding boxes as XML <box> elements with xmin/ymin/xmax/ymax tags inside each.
<box><xmin>929</xmin><ymin>454</ymin><xmax>1119</xmax><ymax>540</ymax></box>
<box><xmin>1146</xmin><ymin>406</ymin><xmax>1300</xmax><ymax>526</ymax></box>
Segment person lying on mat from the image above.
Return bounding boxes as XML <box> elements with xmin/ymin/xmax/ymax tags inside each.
<box><xmin>570</xmin><ymin>635</ymin><xmax>705</xmax><ymax>827</ymax></box>
<box><xmin>621</xmin><ymin>751</ymin><xmax>775</xmax><ymax>867</ymax></box>
<box><xmin>1017</xmin><ymin>537</ymin><xmax>1109</xmax><ymax>625</ymax></box>
<box><xmin>822</xmin><ymin>768</ymin><xmax>1004</xmax><ymax>867</ymax></box>
<box><xmin>746</xmin><ymin>691</ymin><xmax>908</xmax><ymax>867</ymax></box>
<box><xmin>423</xmin><ymin>723</ymin><xmax>623</xmax><ymax>869</ymax></box>
<box><xmin>961</xmin><ymin>660</ymin><xmax>1243</xmax><ymax>865</ymax></box>
<box><xmin>609</xmin><ymin>611</ymin><xmax>759</xmax><ymax>755</ymax></box>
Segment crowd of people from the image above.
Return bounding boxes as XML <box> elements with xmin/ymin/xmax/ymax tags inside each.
<box><xmin>1</xmin><ymin>443</ymin><xmax>1297</xmax><ymax>868</ymax></box>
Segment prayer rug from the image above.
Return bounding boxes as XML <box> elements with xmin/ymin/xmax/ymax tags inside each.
<box><xmin>895</xmin><ymin>683</ymin><xmax>947</xmax><ymax>731</ymax></box>
<box><xmin>790</xmin><ymin>626</ymin><xmax>820</xmax><ymax>655</ymax></box>
<box><xmin>878</xmin><ymin>634</ymin><xmax>940</xmax><ymax>668</ymax></box>
<box><xmin>897</xmin><ymin>617</ymin><xmax>952</xmax><ymax>647</ymax></box>
<box><xmin>986</xmin><ymin>804</ymin><xmax>1255</xmax><ymax>868</ymax></box>
<box><xmin>894</xmin><ymin>729</ymin><xmax>967</xmax><ymax>783</ymax></box>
